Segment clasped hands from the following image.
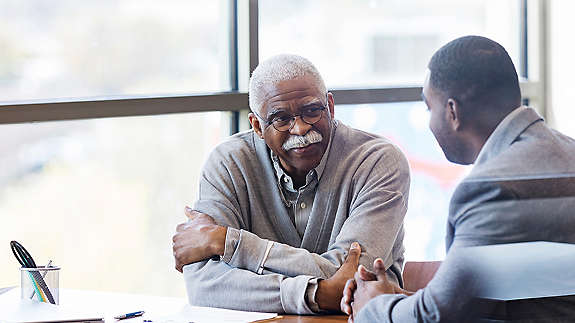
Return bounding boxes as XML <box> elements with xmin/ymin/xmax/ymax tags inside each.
<box><xmin>172</xmin><ymin>207</ymin><xmax>227</xmax><ymax>272</ymax></box>
<box><xmin>340</xmin><ymin>258</ymin><xmax>412</xmax><ymax>322</ymax></box>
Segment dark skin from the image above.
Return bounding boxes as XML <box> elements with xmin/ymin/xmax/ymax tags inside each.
<box><xmin>422</xmin><ymin>70</ymin><xmax>492</xmax><ymax>165</ymax></box>
<box><xmin>172</xmin><ymin>207</ymin><xmax>226</xmax><ymax>272</ymax></box>
<box><xmin>173</xmin><ymin>76</ymin><xmax>359</xmax><ymax>311</ymax></box>
<box><xmin>316</xmin><ymin>242</ymin><xmax>363</xmax><ymax>311</ymax></box>
<box><xmin>341</xmin><ymin>258</ymin><xmax>413</xmax><ymax>323</ymax></box>
<box><xmin>249</xmin><ymin>75</ymin><xmax>335</xmax><ymax>188</ymax></box>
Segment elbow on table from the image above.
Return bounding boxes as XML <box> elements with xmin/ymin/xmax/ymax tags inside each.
<box><xmin>182</xmin><ymin>262</ymin><xmax>219</xmax><ymax>307</ymax></box>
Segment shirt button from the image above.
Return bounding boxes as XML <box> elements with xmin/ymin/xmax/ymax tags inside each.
<box><xmin>284</xmin><ymin>177</ymin><xmax>289</xmax><ymax>183</ymax></box>
<box><xmin>300</xmin><ymin>202</ymin><xmax>306</xmax><ymax>209</ymax></box>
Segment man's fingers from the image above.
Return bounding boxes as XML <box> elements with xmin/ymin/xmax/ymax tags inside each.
<box><xmin>173</xmin><ymin>248</ymin><xmax>183</xmax><ymax>272</ymax></box>
<box><xmin>373</xmin><ymin>258</ymin><xmax>388</xmax><ymax>281</ymax></box>
<box><xmin>358</xmin><ymin>264</ymin><xmax>377</xmax><ymax>281</ymax></box>
<box><xmin>184</xmin><ymin>206</ymin><xmax>194</xmax><ymax>220</ymax></box>
<box><xmin>341</xmin><ymin>296</ymin><xmax>351</xmax><ymax>314</ymax></box>
<box><xmin>176</xmin><ymin>223</ymin><xmax>188</xmax><ymax>232</ymax></box>
<box><xmin>185</xmin><ymin>209</ymin><xmax>217</xmax><ymax>226</ymax></box>
<box><xmin>344</xmin><ymin>242</ymin><xmax>361</xmax><ymax>267</ymax></box>
<box><xmin>340</xmin><ymin>279</ymin><xmax>356</xmax><ymax>315</ymax></box>
<box><xmin>184</xmin><ymin>206</ymin><xmax>198</xmax><ymax>220</ymax></box>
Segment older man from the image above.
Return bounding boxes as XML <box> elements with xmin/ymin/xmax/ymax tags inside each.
<box><xmin>342</xmin><ymin>36</ymin><xmax>575</xmax><ymax>322</ymax></box>
<box><xmin>172</xmin><ymin>54</ymin><xmax>410</xmax><ymax>314</ymax></box>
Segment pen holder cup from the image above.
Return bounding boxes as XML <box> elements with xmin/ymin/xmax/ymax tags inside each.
<box><xmin>20</xmin><ymin>266</ymin><xmax>60</xmax><ymax>305</ymax></box>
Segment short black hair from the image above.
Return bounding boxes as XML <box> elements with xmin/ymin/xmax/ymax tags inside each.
<box><xmin>428</xmin><ymin>35</ymin><xmax>521</xmax><ymax>111</ymax></box>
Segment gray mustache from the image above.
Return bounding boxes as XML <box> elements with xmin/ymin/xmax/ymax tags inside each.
<box><xmin>282</xmin><ymin>130</ymin><xmax>323</xmax><ymax>151</ymax></box>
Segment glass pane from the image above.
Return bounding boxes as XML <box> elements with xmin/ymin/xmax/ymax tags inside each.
<box><xmin>260</xmin><ymin>0</ymin><xmax>520</xmax><ymax>88</ymax></box>
<box><xmin>0</xmin><ymin>112</ymin><xmax>224</xmax><ymax>296</ymax></box>
<box><xmin>549</xmin><ymin>1</ymin><xmax>575</xmax><ymax>138</ymax></box>
<box><xmin>336</xmin><ymin>102</ymin><xmax>471</xmax><ymax>260</ymax></box>
<box><xmin>0</xmin><ymin>0</ymin><xmax>230</xmax><ymax>103</ymax></box>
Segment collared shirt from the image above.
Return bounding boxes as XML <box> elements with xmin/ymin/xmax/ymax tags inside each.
<box><xmin>270</xmin><ymin>124</ymin><xmax>333</xmax><ymax>238</ymax></box>
<box><xmin>268</xmin><ymin>125</ymin><xmax>334</xmax><ymax>312</ymax></box>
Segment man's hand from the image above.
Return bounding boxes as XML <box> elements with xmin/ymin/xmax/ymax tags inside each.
<box><xmin>340</xmin><ymin>260</ymin><xmax>377</xmax><ymax>322</ymax></box>
<box><xmin>172</xmin><ymin>207</ymin><xmax>227</xmax><ymax>272</ymax></box>
<box><xmin>315</xmin><ymin>242</ymin><xmax>362</xmax><ymax>312</ymax></box>
<box><xmin>346</xmin><ymin>258</ymin><xmax>410</xmax><ymax>320</ymax></box>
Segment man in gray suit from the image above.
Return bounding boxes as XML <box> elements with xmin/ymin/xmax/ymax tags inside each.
<box><xmin>341</xmin><ymin>35</ymin><xmax>575</xmax><ymax>322</ymax></box>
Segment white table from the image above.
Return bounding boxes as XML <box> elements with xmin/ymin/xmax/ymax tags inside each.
<box><xmin>0</xmin><ymin>288</ymin><xmax>276</xmax><ymax>323</ymax></box>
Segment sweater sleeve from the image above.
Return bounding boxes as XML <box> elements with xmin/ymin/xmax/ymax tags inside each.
<box><xmin>183</xmin><ymin>260</ymin><xmax>317</xmax><ymax>314</ymax></box>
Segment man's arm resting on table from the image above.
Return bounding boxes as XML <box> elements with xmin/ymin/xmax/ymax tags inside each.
<box><xmin>182</xmin><ymin>242</ymin><xmax>362</xmax><ymax>314</ymax></box>
<box><xmin>173</xmin><ymin>209</ymin><xmax>391</xmax><ymax>312</ymax></box>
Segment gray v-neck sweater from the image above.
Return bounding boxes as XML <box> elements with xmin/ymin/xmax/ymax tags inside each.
<box><xmin>184</xmin><ymin>120</ymin><xmax>410</xmax><ymax>314</ymax></box>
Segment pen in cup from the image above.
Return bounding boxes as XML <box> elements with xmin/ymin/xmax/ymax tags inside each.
<box><xmin>30</xmin><ymin>260</ymin><xmax>52</xmax><ymax>299</ymax></box>
<box><xmin>114</xmin><ymin>310</ymin><xmax>145</xmax><ymax>320</ymax></box>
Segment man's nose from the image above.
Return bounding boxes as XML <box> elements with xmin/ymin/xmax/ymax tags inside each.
<box><xmin>289</xmin><ymin>116</ymin><xmax>312</xmax><ymax>135</ymax></box>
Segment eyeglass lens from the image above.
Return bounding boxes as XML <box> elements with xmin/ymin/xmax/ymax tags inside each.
<box><xmin>273</xmin><ymin>107</ymin><xmax>324</xmax><ymax>132</ymax></box>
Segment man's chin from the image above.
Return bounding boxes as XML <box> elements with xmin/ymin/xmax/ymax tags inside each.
<box><xmin>445</xmin><ymin>152</ymin><xmax>473</xmax><ymax>165</ymax></box>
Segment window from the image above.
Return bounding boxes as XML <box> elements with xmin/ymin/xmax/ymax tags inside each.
<box><xmin>259</xmin><ymin>0</ymin><xmax>521</xmax><ymax>88</ymax></box>
<box><xmin>0</xmin><ymin>112</ymin><xmax>224</xmax><ymax>296</ymax></box>
<box><xmin>1</xmin><ymin>0</ymin><xmax>544</xmax><ymax>295</ymax></box>
<box><xmin>0</xmin><ymin>0</ymin><xmax>230</xmax><ymax>103</ymax></box>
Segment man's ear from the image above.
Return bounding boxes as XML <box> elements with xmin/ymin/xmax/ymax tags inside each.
<box><xmin>447</xmin><ymin>98</ymin><xmax>462</xmax><ymax>131</ymax></box>
<box><xmin>248</xmin><ymin>113</ymin><xmax>265</xmax><ymax>139</ymax></box>
<box><xmin>327</xmin><ymin>92</ymin><xmax>335</xmax><ymax>119</ymax></box>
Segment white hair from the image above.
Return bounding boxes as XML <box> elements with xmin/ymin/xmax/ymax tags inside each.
<box><xmin>248</xmin><ymin>54</ymin><xmax>327</xmax><ymax>115</ymax></box>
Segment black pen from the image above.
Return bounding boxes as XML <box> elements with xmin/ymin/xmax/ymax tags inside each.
<box><xmin>114</xmin><ymin>310</ymin><xmax>145</xmax><ymax>320</ymax></box>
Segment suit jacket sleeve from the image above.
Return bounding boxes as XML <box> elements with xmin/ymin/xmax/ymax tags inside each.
<box><xmin>355</xmin><ymin>247</ymin><xmax>483</xmax><ymax>323</ymax></box>
<box><xmin>446</xmin><ymin>178</ymin><xmax>518</xmax><ymax>251</ymax></box>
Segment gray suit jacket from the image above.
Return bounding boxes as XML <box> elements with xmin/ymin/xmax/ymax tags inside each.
<box><xmin>357</xmin><ymin>107</ymin><xmax>575</xmax><ymax>322</ymax></box>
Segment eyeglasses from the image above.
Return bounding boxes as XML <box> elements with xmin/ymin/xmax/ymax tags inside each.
<box><xmin>254</xmin><ymin>103</ymin><xmax>327</xmax><ymax>132</ymax></box>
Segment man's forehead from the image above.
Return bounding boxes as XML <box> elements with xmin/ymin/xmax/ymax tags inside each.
<box><xmin>260</xmin><ymin>78</ymin><xmax>324</xmax><ymax>113</ymax></box>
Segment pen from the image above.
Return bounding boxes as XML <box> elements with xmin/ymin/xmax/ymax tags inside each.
<box><xmin>114</xmin><ymin>310</ymin><xmax>145</xmax><ymax>320</ymax></box>
<box><xmin>30</xmin><ymin>260</ymin><xmax>52</xmax><ymax>299</ymax></box>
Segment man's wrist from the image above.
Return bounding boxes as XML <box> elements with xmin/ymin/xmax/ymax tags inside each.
<box><xmin>305</xmin><ymin>278</ymin><xmax>321</xmax><ymax>313</ymax></box>
<box><xmin>210</xmin><ymin>225</ymin><xmax>227</xmax><ymax>256</ymax></box>
<box><xmin>316</xmin><ymin>279</ymin><xmax>339</xmax><ymax>311</ymax></box>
